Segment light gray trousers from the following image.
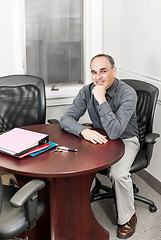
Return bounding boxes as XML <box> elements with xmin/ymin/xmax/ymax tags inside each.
<box><xmin>109</xmin><ymin>136</ymin><xmax>140</xmax><ymax>225</ymax></box>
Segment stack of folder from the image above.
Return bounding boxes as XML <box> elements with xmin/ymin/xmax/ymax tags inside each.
<box><xmin>0</xmin><ymin>128</ymin><xmax>58</xmax><ymax>159</ymax></box>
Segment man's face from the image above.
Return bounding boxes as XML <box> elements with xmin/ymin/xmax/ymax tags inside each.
<box><xmin>90</xmin><ymin>56</ymin><xmax>117</xmax><ymax>90</ymax></box>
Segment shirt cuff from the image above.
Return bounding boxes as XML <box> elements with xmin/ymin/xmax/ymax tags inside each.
<box><xmin>76</xmin><ymin>125</ymin><xmax>87</xmax><ymax>137</ymax></box>
<box><xmin>97</xmin><ymin>101</ymin><xmax>111</xmax><ymax>116</ymax></box>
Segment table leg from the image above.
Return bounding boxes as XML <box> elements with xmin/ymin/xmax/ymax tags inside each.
<box><xmin>48</xmin><ymin>173</ymin><xmax>109</xmax><ymax>240</ymax></box>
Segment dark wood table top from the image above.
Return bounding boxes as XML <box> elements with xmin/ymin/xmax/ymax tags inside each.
<box><xmin>0</xmin><ymin>124</ymin><xmax>124</xmax><ymax>178</ymax></box>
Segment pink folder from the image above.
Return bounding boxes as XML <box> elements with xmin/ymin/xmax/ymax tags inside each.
<box><xmin>0</xmin><ymin>128</ymin><xmax>49</xmax><ymax>155</ymax></box>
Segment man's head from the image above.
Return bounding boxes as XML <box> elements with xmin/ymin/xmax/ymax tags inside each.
<box><xmin>90</xmin><ymin>54</ymin><xmax>117</xmax><ymax>90</ymax></box>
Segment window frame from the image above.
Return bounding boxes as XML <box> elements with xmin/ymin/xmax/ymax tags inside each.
<box><xmin>11</xmin><ymin>0</ymin><xmax>103</xmax><ymax>103</ymax></box>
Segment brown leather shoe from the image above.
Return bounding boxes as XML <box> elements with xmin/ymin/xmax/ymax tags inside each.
<box><xmin>117</xmin><ymin>214</ymin><xmax>137</xmax><ymax>239</ymax></box>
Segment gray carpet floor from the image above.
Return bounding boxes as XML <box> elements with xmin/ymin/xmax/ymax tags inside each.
<box><xmin>92</xmin><ymin>173</ymin><xmax>161</xmax><ymax>240</ymax></box>
<box><xmin>1</xmin><ymin>173</ymin><xmax>161</xmax><ymax>240</ymax></box>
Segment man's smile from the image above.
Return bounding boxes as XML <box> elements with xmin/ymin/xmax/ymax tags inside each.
<box><xmin>96</xmin><ymin>80</ymin><xmax>105</xmax><ymax>85</ymax></box>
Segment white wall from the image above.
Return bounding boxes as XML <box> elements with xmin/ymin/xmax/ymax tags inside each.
<box><xmin>0</xmin><ymin>0</ymin><xmax>25</xmax><ymax>76</ymax></box>
<box><xmin>103</xmin><ymin>0</ymin><xmax>161</xmax><ymax>182</ymax></box>
<box><xmin>102</xmin><ymin>0</ymin><xmax>122</xmax><ymax>67</ymax></box>
<box><xmin>0</xmin><ymin>0</ymin><xmax>14</xmax><ymax>76</ymax></box>
<box><xmin>121</xmin><ymin>0</ymin><xmax>161</xmax><ymax>81</ymax></box>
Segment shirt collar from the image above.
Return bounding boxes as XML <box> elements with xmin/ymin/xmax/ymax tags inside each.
<box><xmin>106</xmin><ymin>78</ymin><xmax>118</xmax><ymax>97</ymax></box>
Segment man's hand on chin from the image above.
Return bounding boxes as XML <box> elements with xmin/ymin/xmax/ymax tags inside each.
<box><xmin>92</xmin><ymin>85</ymin><xmax>106</xmax><ymax>105</ymax></box>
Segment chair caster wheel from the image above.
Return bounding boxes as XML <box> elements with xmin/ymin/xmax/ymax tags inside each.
<box><xmin>149</xmin><ymin>205</ymin><xmax>157</xmax><ymax>213</ymax></box>
<box><xmin>133</xmin><ymin>184</ymin><xmax>139</xmax><ymax>194</ymax></box>
<box><xmin>134</xmin><ymin>187</ymin><xmax>139</xmax><ymax>194</ymax></box>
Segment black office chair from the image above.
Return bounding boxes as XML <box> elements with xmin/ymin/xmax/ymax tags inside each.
<box><xmin>0</xmin><ymin>74</ymin><xmax>46</xmax><ymax>133</ymax></box>
<box><xmin>0</xmin><ymin>75</ymin><xmax>46</xmax><ymax>238</ymax></box>
<box><xmin>91</xmin><ymin>79</ymin><xmax>160</xmax><ymax>213</ymax></box>
<box><xmin>0</xmin><ymin>176</ymin><xmax>45</xmax><ymax>239</ymax></box>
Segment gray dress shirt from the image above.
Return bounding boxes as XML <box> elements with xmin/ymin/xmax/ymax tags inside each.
<box><xmin>60</xmin><ymin>78</ymin><xmax>138</xmax><ymax>140</ymax></box>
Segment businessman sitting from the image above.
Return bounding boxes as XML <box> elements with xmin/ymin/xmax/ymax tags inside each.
<box><xmin>60</xmin><ymin>54</ymin><xmax>140</xmax><ymax>239</ymax></box>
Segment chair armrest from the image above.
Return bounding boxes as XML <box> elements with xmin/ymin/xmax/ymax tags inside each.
<box><xmin>144</xmin><ymin>133</ymin><xmax>160</xmax><ymax>144</ymax></box>
<box><xmin>10</xmin><ymin>179</ymin><xmax>45</xmax><ymax>207</ymax></box>
<box><xmin>48</xmin><ymin>119</ymin><xmax>60</xmax><ymax>124</ymax></box>
<box><xmin>144</xmin><ymin>133</ymin><xmax>160</xmax><ymax>162</ymax></box>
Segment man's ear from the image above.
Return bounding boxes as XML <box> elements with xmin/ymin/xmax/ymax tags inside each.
<box><xmin>113</xmin><ymin>67</ymin><xmax>117</xmax><ymax>77</ymax></box>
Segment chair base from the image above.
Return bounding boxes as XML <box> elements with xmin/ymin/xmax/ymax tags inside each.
<box><xmin>91</xmin><ymin>178</ymin><xmax>157</xmax><ymax>213</ymax></box>
<box><xmin>134</xmin><ymin>194</ymin><xmax>157</xmax><ymax>212</ymax></box>
<box><xmin>92</xmin><ymin>184</ymin><xmax>115</xmax><ymax>202</ymax></box>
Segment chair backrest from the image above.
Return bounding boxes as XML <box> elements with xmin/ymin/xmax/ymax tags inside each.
<box><xmin>0</xmin><ymin>75</ymin><xmax>46</xmax><ymax>132</ymax></box>
<box><xmin>122</xmin><ymin>79</ymin><xmax>159</xmax><ymax>148</ymax></box>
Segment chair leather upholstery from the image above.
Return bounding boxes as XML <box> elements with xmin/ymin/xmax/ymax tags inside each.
<box><xmin>0</xmin><ymin>178</ymin><xmax>45</xmax><ymax>239</ymax></box>
<box><xmin>0</xmin><ymin>74</ymin><xmax>46</xmax><ymax>239</ymax></box>
<box><xmin>0</xmin><ymin>75</ymin><xmax>46</xmax><ymax>132</ymax></box>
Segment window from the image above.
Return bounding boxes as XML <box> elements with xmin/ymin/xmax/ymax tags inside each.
<box><xmin>25</xmin><ymin>0</ymin><xmax>83</xmax><ymax>85</ymax></box>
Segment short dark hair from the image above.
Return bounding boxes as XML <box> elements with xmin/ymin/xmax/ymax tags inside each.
<box><xmin>90</xmin><ymin>54</ymin><xmax>115</xmax><ymax>69</ymax></box>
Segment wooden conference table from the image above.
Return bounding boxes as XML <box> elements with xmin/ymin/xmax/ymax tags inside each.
<box><xmin>0</xmin><ymin>124</ymin><xmax>124</xmax><ymax>240</ymax></box>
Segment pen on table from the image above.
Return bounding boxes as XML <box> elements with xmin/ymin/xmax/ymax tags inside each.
<box><xmin>66</xmin><ymin>148</ymin><xmax>78</xmax><ymax>152</ymax></box>
<box><xmin>51</xmin><ymin>146</ymin><xmax>78</xmax><ymax>152</ymax></box>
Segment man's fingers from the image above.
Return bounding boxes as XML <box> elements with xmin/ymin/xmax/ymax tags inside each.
<box><xmin>93</xmin><ymin>133</ymin><xmax>108</xmax><ymax>144</ymax></box>
<box><xmin>91</xmin><ymin>139</ymin><xmax>97</xmax><ymax>144</ymax></box>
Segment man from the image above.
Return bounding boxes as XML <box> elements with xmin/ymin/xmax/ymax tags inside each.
<box><xmin>60</xmin><ymin>54</ymin><xmax>140</xmax><ymax>239</ymax></box>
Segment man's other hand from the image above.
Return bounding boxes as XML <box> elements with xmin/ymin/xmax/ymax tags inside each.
<box><xmin>81</xmin><ymin>129</ymin><xmax>108</xmax><ymax>144</ymax></box>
